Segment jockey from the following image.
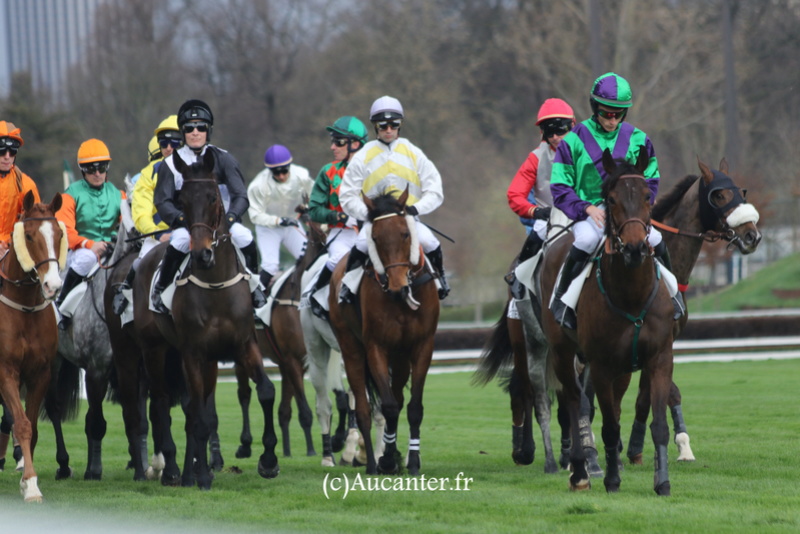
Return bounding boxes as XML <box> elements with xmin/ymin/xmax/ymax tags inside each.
<box><xmin>55</xmin><ymin>138</ymin><xmax>125</xmax><ymax>330</ymax></box>
<box><xmin>549</xmin><ymin>72</ymin><xmax>680</xmax><ymax>330</ymax></box>
<box><xmin>0</xmin><ymin>121</ymin><xmax>40</xmax><ymax>248</ymax></box>
<box><xmin>151</xmin><ymin>99</ymin><xmax>266</xmax><ymax>314</ymax></box>
<box><xmin>247</xmin><ymin>144</ymin><xmax>313</xmax><ymax>290</ymax></box>
<box><xmin>303</xmin><ymin>115</ymin><xmax>367</xmax><ymax>317</ymax></box>
<box><xmin>112</xmin><ymin>115</ymin><xmax>181</xmax><ymax>315</ymax></box>
<box><xmin>507</xmin><ymin>98</ymin><xmax>575</xmax><ymax>263</ymax></box>
<box><xmin>339</xmin><ymin>96</ymin><xmax>449</xmax><ymax>300</ymax></box>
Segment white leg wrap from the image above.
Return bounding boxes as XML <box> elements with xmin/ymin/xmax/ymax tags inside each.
<box><xmin>20</xmin><ymin>475</ymin><xmax>43</xmax><ymax>503</ymax></box>
<box><xmin>382</xmin><ymin>432</ymin><xmax>397</xmax><ymax>445</ymax></box>
<box><xmin>675</xmin><ymin>432</ymin><xmax>695</xmax><ymax>461</ymax></box>
<box><xmin>408</xmin><ymin>438</ymin><xmax>420</xmax><ymax>451</ymax></box>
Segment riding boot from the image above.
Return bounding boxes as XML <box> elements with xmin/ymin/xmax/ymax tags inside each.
<box><xmin>56</xmin><ymin>268</ymin><xmax>84</xmax><ymax>331</ymax></box>
<box><xmin>151</xmin><ymin>245</ymin><xmax>186</xmax><ymax>314</ymax></box>
<box><xmin>308</xmin><ymin>265</ymin><xmax>333</xmax><ymax>319</ymax></box>
<box><xmin>549</xmin><ymin>247</ymin><xmax>590</xmax><ymax>330</ymax></box>
<box><xmin>505</xmin><ymin>232</ymin><xmax>544</xmax><ymax>299</ymax></box>
<box><xmin>241</xmin><ymin>242</ymin><xmax>267</xmax><ymax>309</ymax></box>
<box><xmin>340</xmin><ymin>248</ymin><xmax>369</xmax><ymax>304</ymax></box>
<box><xmin>653</xmin><ymin>241</ymin><xmax>685</xmax><ymax>319</ymax></box>
<box><xmin>259</xmin><ymin>270</ymin><xmax>273</xmax><ymax>291</ymax></box>
<box><xmin>112</xmin><ymin>264</ymin><xmax>136</xmax><ymax>315</ymax></box>
<box><xmin>428</xmin><ymin>246</ymin><xmax>450</xmax><ymax>300</ymax></box>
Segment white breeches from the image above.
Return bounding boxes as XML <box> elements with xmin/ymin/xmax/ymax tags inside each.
<box><xmin>67</xmin><ymin>248</ymin><xmax>98</xmax><ymax>276</ymax></box>
<box><xmin>354</xmin><ymin>218</ymin><xmax>439</xmax><ymax>254</ymax></box>
<box><xmin>325</xmin><ymin>227</ymin><xmax>358</xmax><ymax>271</ymax></box>
<box><xmin>572</xmin><ymin>208</ymin><xmax>662</xmax><ymax>254</ymax></box>
<box><xmin>255</xmin><ymin>224</ymin><xmax>307</xmax><ymax>275</ymax></box>
<box><xmin>170</xmin><ymin>222</ymin><xmax>253</xmax><ymax>254</ymax></box>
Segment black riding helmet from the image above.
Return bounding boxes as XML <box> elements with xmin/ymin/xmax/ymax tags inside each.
<box><xmin>177</xmin><ymin>99</ymin><xmax>214</xmax><ymax>142</ymax></box>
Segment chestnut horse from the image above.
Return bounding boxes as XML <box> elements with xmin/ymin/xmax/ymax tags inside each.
<box><xmin>131</xmin><ymin>151</ymin><xmax>279</xmax><ymax>489</ymax></box>
<box><xmin>0</xmin><ymin>192</ymin><xmax>65</xmax><ymax>501</ymax></box>
<box><xmin>329</xmin><ymin>190</ymin><xmax>439</xmax><ymax>475</ymax></box>
<box><xmin>541</xmin><ymin>149</ymin><xmax>676</xmax><ymax>495</ymax></box>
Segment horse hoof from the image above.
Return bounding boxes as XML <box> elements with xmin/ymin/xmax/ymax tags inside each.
<box><xmin>235</xmin><ymin>446</ymin><xmax>252</xmax><ymax>459</ymax></box>
<box><xmin>675</xmin><ymin>433</ymin><xmax>695</xmax><ymax>462</ymax></box>
<box><xmin>84</xmin><ymin>471</ymin><xmax>102</xmax><ymax>481</ymax></box>
<box><xmin>544</xmin><ymin>459</ymin><xmax>559</xmax><ymax>475</ymax></box>
<box><xmin>628</xmin><ymin>454</ymin><xmax>643</xmax><ymax>465</ymax></box>
<box><xmin>512</xmin><ymin>449</ymin><xmax>534</xmax><ymax>466</ymax></box>
<box><xmin>569</xmin><ymin>477</ymin><xmax>591</xmax><ymax>492</ymax></box>
<box><xmin>307</xmin><ymin>449</ymin><xmax>317</xmax><ymax>457</ymax></box>
<box><xmin>258</xmin><ymin>460</ymin><xmax>280</xmax><ymax>479</ymax></box>
<box><xmin>161</xmin><ymin>474</ymin><xmax>181</xmax><ymax>487</ymax></box>
<box><xmin>321</xmin><ymin>456</ymin><xmax>336</xmax><ymax>467</ymax></box>
<box><xmin>655</xmin><ymin>481</ymin><xmax>671</xmax><ymax>496</ymax></box>
<box><xmin>55</xmin><ymin>467</ymin><xmax>73</xmax><ymax>480</ymax></box>
<box><xmin>604</xmin><ymin>479</ymin><xmax>621</xmax><ymax>493</ymax></box>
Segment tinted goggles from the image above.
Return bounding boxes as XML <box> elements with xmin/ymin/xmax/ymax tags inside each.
<box><xmin>80</xmin><ymin>161</ymin><xmax>110</xmax><ymax>174</ymax></box>
<box><xmin>159</xmin><ymin>138</ymin><xmax>182</xmax><ymax>149</ymax></box>
<box><xmin>270</xmin><ymin>166</ymin><xmax>290</xmax><ymax>176</ymax></box>
<box><xmin>331</xmin><ymin>137</ymin><xmax>350</xmax><ymax>147</ymax></box>
<box><xmin>183</xmin><ymin>122</ymin><xmax>209</xmax><ymax>133</ymax></box>
<box><xmin>541</xmin><ymin>118</ymin><xmax>573</xmax><ymax>138</ymax></box>
<box><xmin>596</xmin><ymin>108</ymin><xmax>627</xmax><ymax>120</ymax></box>
<box><xmin>377</xmin><ymin>121</ymin><xmax>401</xmax><ymax>131</ymax></box>
<box><xmin>0</xmin><ymin>137</ymin><xmax>20</xmax><ymax>156</ymax></box>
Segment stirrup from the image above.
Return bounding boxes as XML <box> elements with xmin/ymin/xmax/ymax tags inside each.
<box><xmin>112</xmin><ymin>284</ymin><xmax>129</xmax><ymax>315</ymax></box>
<box><xmin>550</xmin><ymin>299</ymin><xmax>576</xmax><ymax>330</ymax></box>
<box><xmin>58</xmin><ymin>315</ymin><xmax>72</xmax><ymax>331</ymax></box>
<box><xmin>252</xmin><ymin>287</ymin><xmax>267</xmax><ymax>309</ymax></box>
<box><xmin>151</xmin><ymin>287</ymin><xmax>168</xmax><ymax>314</ymax></box>
<box><xmin>340</xmin><ymin>285</ymin><xmax>355</xmax><ymax>304</ymax></box>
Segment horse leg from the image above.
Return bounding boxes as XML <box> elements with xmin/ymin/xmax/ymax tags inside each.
<box><xmin>207</xmin><ymin>390</ymin><xmax>224</xmax><ymax>471</ymax></box>
<box><xmin>181</xmin><ymin>359</ymin><xmax>214</xmax><ymax>490</ymax></box>
<box><xmin>330</xmin><ymin>351</ymin><xmax>349</xmax><ymax>452</ymax></box>
<box><xmin>375</xmin><ymin>352</ymin><xmax>403</xmax><ymax>475</ymax></box>
<box><xmin>242</xmin><ymin>338</ymin><xmax>279</xmax><ymax>479</ymax></box>
<box><xmin>286</xmin><ymin>357</ymin><xmax>316</xmax><ymax>458</ymax></box>
<box><xmin>578</xmin><ymin>366</ymin><xmax>603</xmax><ymax>478</ymax></box>
<box><xmin>0</xmin><ymin>374</ymin><xmax>40</xmax><ymax>502</ymax></box>
<box><xmin>110</xmin><ymin>336</ymin><xmax>148</xmax><ymax>481</ymax></box>
<box><xmin>593</xmin><ymin>370</ymin><xmax>626</xmax><ymax>493</ymax></box>
<box><xmin>556</xmin><ymin>352</ymin><xmax>589</xmax><ymax>491</ymax></box>
<box><xmin>406</xmin><ymin>344</ymin><xmax>433</xmax><ymax>476</ymax></box>
<box><xmin>649</xmin><ymin>359</ymin><xmax>673</xmax><ymax>496</ymax></box>
<box><xmin>234</xmin><ymin>363</ymin><xmax>252</xmax><ymax>459</ymax></box>
<box><xmin>306</xmin><ymin>338</ymin><xmax>336</xmax><ymax>465</ymax></box>
<box><xmin>277</xmin><ymin>367</ymin><xmax>294</xmax><ymax>458</ymax></box>
<box><xmin>42</xmin><ymin>376</ymin><xmax>73</xmax><ymax>480</ymax></box>
<box><xmin>508</xmin><ymin>315</ymin><xmax>535</xmax><ymax>466</ymax></box>
<box><xmin>555</xmin><ymin>391</ymin><xmax>571</xmax><ymax>470</ymax></box>
<box><xmin>527</xmin><ymin>345</ymin><xmax>558</xmax><ymax>474</ymax></box>
<box><xmin>83</xmin><ymin>371</ymin><xmax>108</xmax><ymax>480</ymax></box>
<box><xmin>669</xmin><ymin>382</ymin><xmax>695</xmax><ymax>461</ymax></box>
<box><xmin>345</xmin><ymin>358</ymin><xmax>377</xmax><ymax>474</ymax></box>
<box><xmin>22</xmin><ymin>369</ymin><xmax>51</xmax><ymax>502</ymax></box>
<box><xmin>627</xmin><ymin>373</ymin><xmax>649</xmax><ymax>465</ymax></box>
<box><xmin>143</xmin><ymin>346</ymin><xmax>180</xmax><ymax>486</ymax></box>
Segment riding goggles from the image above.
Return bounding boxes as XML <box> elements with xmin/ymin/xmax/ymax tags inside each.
<box><xmin>377</xmin><ymin>120</ymin><xmax>402</xmax><ymax>131</ymax></box>
<box><xmin>183</xmin><ymin>122</ymin><xmax>209</xmax><ymax>133</ymax></box>
<box><xmin>159</xmin><ymin>138</ymin><xmax>182</xmax><ymax>149</ymax></box>
<box><xmin>270</xmin><ymin>166</ymin><xmax>290</xmax><ymax>176</ymax></box>
<box><xmin>0</xmin><ymin>137</ymin><xmax>20</xmax><ymax>156</ymax></box>
<box><xmin>596</xmin><ymin>108</ymin><xmax>627</xmax><ymax>120</ymax></box>
<box><xmin>540</xmin><ymin>118</ymin><xmax>573</xmax><ymax>138</ymax></box>
<box><xmin>331</xmin><ymin>137</ymin><xmax>350</xmax><ymax>147</ymax></box>
<box><xmin>80</xmin><ymin>161</ymin><xmax>110</xmax><ymax>174</ymax></box>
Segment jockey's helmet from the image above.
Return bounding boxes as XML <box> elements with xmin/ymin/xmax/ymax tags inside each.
<box><xmin>148</xmin><ymin>135</ymin><xmax>160</xmax><ymax>160</ymax></box>
<box><xmin>0</xmin><ymin>121</ymin><xmax>24</xmax><ymax>149</ymax></box>
<box><xmin>264</xmin><ymin>144</ymin><xmax>292</xmax><ymax>168</ymax></box>
<box><xmin>326</xmin><ymin>116</ymin><xmax>368</xmax><ymax>145</ymax></box>
<box><xmin>536</xmin><ymin>99</ymin><xmax>575</xmax><ymax>140</ymax></box>
<box><xmin>590</xmin><ymin>73</ymin><xmax>633</xmax><ymax>116</ymax></box>
<box><xmin>77</xmin><ymin>139</ymin><xmax>111</xmax><ymax>165</ymax></box>
<box><xmin>154</xmin><ymin>114</ymin><xmax>180</xmax><ymax>140</ymax></box>
<box><xmin>177</xmin><ymin>99</ymin><xmax>213</xmax><ymax>127</ymax></box>
<box><xmin>369</xmin><ymin>96</ymin><xmax>404</xmax><ymax>122</ymax></box>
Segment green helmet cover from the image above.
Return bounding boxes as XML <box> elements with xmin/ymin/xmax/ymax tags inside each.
<box><xmin>326</xmin><ymin>116</ymin><xmax>368</xmax><ymax>144</ymax></box>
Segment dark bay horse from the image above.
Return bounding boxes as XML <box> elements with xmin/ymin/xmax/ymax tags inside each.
<box><xmin>625</xmin><ymin>157</ymin><xmax>761</xmax><ymax>463</ymax></box>
<box><xmin>0</xmin><ymin>192</ymin><xmax>65</xmax><ymax>502</ymax></box>
<box><xmin>130</xmin><ymin>151</ymin><xmax>279</xmax><ymax>489</ymax></box>
<box><xmin>541</xmin><ymin>149</ymin><xmax>676</xmax><ymax>495</ymax></box>
<box><xmin>329</xmin><ymin>189</ymin><xmax>439</xmax><ymax>475</ymax></box>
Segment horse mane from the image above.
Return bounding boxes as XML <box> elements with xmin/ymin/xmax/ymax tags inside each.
<box><xmin>652</xmin><ymin>175</ymin><xmax>699</xmax><ymax>221</ymax></box>
<box><xmin>366</xmin><ymin>193</ymin><xmax>404</xmax><ymax>221</ymax></box>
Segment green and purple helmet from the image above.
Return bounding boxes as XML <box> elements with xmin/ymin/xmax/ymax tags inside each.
<box><xmin>590</xmin><ymin>73</ymin><xmax>633</xmax><ymax>109</ymax></box>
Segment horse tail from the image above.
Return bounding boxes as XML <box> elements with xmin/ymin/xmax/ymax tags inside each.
<box><xmin>471</xmin><ymin>301</ymin><xmax>513</xmax><ymax>387</ymax></box>
<box><xmin>40</xmin><ymin>355</ymin><xmax>81</xmax><ymax>422</ymax></box>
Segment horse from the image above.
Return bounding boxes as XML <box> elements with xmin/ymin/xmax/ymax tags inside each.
<box><xmin>129</xmin><ymin>150</ymin><xmax>279</xmax><ymax>489</ymax></box>
<box><xmin>329</xmin><ymin>189</ymin><xmax>439</xmax><ymax>475</ymax></box>
<box><xmin>299</xmin><ymin>218</ymin><xmax>385</xmax><ymax>467</ymax></box>
<box><xmin>50</xmin><ymin>182</ymin><xmax>140</xmax><ymax>480</ymax></box>
<box><xmin>236</xmin><ymin>205</ymin><xmax>318</xmax><ymax>460</ymax></box>
<box><xmin>625</xmin><ymin>157</ymin><xmax>761</xmax><ymax>463</ymax></box>
<box><xmin>541</xmin><ymin>148</ymin><xmax>676</xmax><ymax>495</ymax></box>
<box><xmin>0</xmin><ymin>192</ymin><xmax>65</xmax><ymax>502</ymax></box>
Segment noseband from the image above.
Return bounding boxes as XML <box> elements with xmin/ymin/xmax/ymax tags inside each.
<box><xmin>2</xmin><ymin>216</ymin><xmax>62</xmax><ymax>285</ymax></box>
<box><xmin>183</xmin><ymin>178</ymin><xmax>227</xmax><ymax>247</ymax></box>
<box><xmin>370</xmin><ymin>212</ymin><xmax>424</xmax><ymax>292</ymax></box>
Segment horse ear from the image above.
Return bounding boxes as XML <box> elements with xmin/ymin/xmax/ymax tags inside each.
<box><xmin>173</xmin><ymin>152</ymin><xmax>187</xmax><ymax>174</ymax></box>
<box><xmin>697</xmin><ymin>156</ymin><xmax>713</xmax><ymax>183</ymax></box>
<box><xmin>718</xmin><ymin>157</ymin><xmax>729</xmax><ymax>175</ymax></box>
<box><xmin>601</xmin><ymin>148</ymin><xmax>616</xmax><ymax>176</ymax></box>
<box><xmin>203</xmin><ymin>148</ymin><xmax>216</xmax><ymax>173</ymax></box>
<box><xmin>362</xmin><ymin>192</ymin><xmax>375</xmax><ymax>212</ymax></box>
<box><xmin>49</xmin><ymin>192</ymin><xmax>63</xmax><ymax>214</ymax></box>
<box><xmin>22</xmin><ymin>190</ymin><xmax>35</xmax><ymax>211</ymax></box>
<box><xmin>398</xmin><ymin>186</ymin><xmax>409</xmax><ymax>208</ymax></box>
<box><xmin>635</xmin><ymin>146</ymin><xmax>649</xmax><ymax>174</ymax></box>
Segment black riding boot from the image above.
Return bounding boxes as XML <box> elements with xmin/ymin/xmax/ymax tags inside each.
<box><xmin>549</xmin><ymin>247</ymin><xmax>590</xmax><ymax>330</ymax></box>
<box><xmin>241</xmin><ymin>242</ymin><xmax>267</xmax><ymax>309</ymax></box>
<box><xmin>340</xmin><ymin>248</ymin><xmax>369</xmax><ymax>304</ymax></box>
<box><xmin>112</xmin><ymin>264</ymin><xmax>137</xmax><ymax>315</ymax></box>
<box><xmin>56</xmin><ymin>268</ymin><xmax>84</xmax><ymax>330</ymax></box>
<box><xmin>151</xmin><ymin>245</ymin><xmax>186</xmax><ymax>314</ymax></box>
<box><xmin>308</xmin><ymin>265</ymin><xmax>333</xmax><ymax>318</ymax></box>
<box><xmin>653</xmin><ymin>241</ymin><xmax>685</xmax><ymax>319</ymax></box>
<box><xmin>505</xmin><ymin>232</ymin><xmax>545</xmax><ymax>299</ymax></box>
<box><xmin>259</xmin><ymin>270</ymin><xmax>273</xmax><ymax>290</ymax></box>
<box><xmin>428</xmin><ymin>246</ymin><xmax>450</xmax><ymax>300</ymax></box>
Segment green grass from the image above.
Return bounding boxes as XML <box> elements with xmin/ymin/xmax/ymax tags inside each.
<box><xmin>2</xmin><ymin>360</ymin><xmax>799</xmax><ymax>532</ymax></box>
<box><xmin>689</xmin><ymin>252</ymin><xmax>800</xmax><ymax>312</ymax></box>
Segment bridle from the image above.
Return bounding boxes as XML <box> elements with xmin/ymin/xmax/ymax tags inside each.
<box><xmin>1</xmin><ymin>215</ymin><xmax>61</xmax><ymax>286</ymax></box>
<box><xmin>606</xmin><ymin>175</ymin><xmax>652</xmax><ymax>255</ymax></box>
<box><xmin>370</xmin><ymin>212</ymin><xmax>425</xmax><ymax>292</ymax></box>
<box><xmin>183</xmin><ymin>178</ymin><xmax>228</xmax><ymax>247</ymax></box>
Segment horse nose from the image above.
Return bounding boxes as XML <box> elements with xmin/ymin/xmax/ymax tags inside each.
<box><xmin>748</xmin><ymin>229</ymin><xmax>762</xmax><ymax>247</ymax></box>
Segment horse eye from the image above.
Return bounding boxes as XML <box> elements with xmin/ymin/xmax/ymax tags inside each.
<box><xmin>26</xmin><ymin>234</ymin><xmax>33</xmax><ymax>241</ymax></box>
<box><xmin>607</xmin><ymin>197</ymin><xmax>616</xmax><ymax>206</ymax></box>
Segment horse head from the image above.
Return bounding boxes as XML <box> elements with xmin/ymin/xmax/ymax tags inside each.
<box><xmin>601</xmin><ymin>148</ymin><xmax>652</xmax><ymax>268</ymax></box>
<box><xmin>364</xmin><ymin>188</ymin><xmax>421</xmax><ymax>304</ymax></box>
<box><xmin>697</xmin><ymin>157</ymin><xmax>761</xmax><ymax>254</ymax></box>
<box><xmin>174</xmin><ymin>150</ymin><xmax>223</xmax><ymax>269</ymax></box>
<box><xmin>12</xmin><ymin>191</ymin><xmax>66</xmax><ymax>300</ymax></box>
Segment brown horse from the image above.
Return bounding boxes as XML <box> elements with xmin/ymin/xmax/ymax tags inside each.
<box><xmin>130</xmin><ymin>151</ymin><xmax>279</xmax><ymax>489</ymax></box>
<box><xmin>625</xmin><ymin>157</ymin><xmax>761</xmax><ymax>463</ymax></box>
<box><xmin>329</xmin><ymin>190</ymin><xmax>439</xmax><ymax>475</ymax></box>
<box><xmin>0</xmin><ymin>192</ymin><xmax>65</xmax><ymax>501</ymax></box>
<box><xmin>542</xmin><ymin>149</ymin><xmax>676</xmax><ymax>495</ymax></box>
